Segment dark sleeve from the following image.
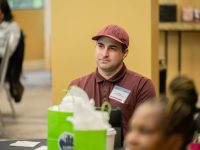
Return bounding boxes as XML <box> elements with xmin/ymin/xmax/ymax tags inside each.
<box><xmin>135</xmin><ymin>79</ymin><xmax>156</xmax><ymax>108</ymax></box>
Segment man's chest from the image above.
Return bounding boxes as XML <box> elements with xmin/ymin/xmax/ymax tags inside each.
<box><xmin>84</xmin><ymin>81</ymin><xmax>137</xmax><ymax>109</ymax></box>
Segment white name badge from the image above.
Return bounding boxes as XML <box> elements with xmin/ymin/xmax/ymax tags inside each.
<box><xmin>109</xmin><ymin>85</ymin><xmax>131</xmax><ymax>103</ymax></box>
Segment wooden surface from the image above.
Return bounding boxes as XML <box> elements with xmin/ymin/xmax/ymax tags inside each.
<box><xmin>159</xmin><ymin>22</ymin><xmax>200</xmax><ymax>31</ymax></box>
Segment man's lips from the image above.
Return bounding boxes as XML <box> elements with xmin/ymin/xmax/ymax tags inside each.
<box><xmin>98</xmin><ymin>59</ymin><xmax>110</xmax><ymax>62</ymax></box>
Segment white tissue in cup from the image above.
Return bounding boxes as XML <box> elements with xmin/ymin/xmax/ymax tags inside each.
<box><xmin>107</xmin><ymin>128</ymin><xmax>116</xmax><ymax>150</ymax></box>
<box><xmin>48</xmin><ymin>86</ymin><xmax>91</xmax><ymax>150</ymax></box>
<box><xmin>67</xmin><ymin>100</ymin><xmax>110</xmax><ymax>150</ymax></box>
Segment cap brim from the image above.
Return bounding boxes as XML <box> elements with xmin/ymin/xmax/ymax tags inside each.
<box><xmin>92</xmin><ymin>34</ymin><xmax>125</xmax><ymax>46</ymax></box>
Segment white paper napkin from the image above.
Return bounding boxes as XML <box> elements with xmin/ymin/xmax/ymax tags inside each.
<box><xmin>10</xmin><ymin>141</ymin><xmax>40</xmax><ymax>148</ymax></box>
<box><xmin>34</xmin><ymin>146</ymin><xmax>47</xmax><ymax>150</ymax></box>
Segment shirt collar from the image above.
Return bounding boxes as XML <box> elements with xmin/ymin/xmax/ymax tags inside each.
<box><xmin>95</xmin><ymin>63</ymin><xmax>127</xmax><ymax>83</ymax></box>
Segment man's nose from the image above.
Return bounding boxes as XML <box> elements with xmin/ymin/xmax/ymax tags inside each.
<box><xmin>101</xmin><ymin>48</ymin><xmax>109</xmax><ymax>57</ymax></box>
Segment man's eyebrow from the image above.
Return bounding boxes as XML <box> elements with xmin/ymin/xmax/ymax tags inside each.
<box><xmin>109</xmin><ymin>44</ymin><xmax>117</xmax><ymax>47</ymax></box>
<box><xmin>97</xmin><ymin>41</ymin><xmax>104</xmax><ymax>44</ymax></box>
<box><xmin>109</xmin><ymin>44</ymin><xmax>120</xmax><ymax>48</ymax></box>
<box><xmin>97</xmin><ymin>41</ymin><xmax>120</xmax><ymax>48</ymax></box>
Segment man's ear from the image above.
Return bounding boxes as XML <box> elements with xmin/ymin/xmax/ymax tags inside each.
<box><xmin>123</xmin><ymin>49</ymin><xmax>128</xmax><ymax>59</ymax></box>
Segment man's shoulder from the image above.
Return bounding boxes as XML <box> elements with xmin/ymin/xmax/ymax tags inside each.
<box><xmin>126</xmin><ymin>68</ymin><xmax>156</xmax><ymax>99</ymax></box>
<box><xmin>70</xmin><ymin>72</ymin><xmax>95</xmax><ymax>86</ymax></box>
<box><xmin>126</xmin><ymin>69</ymin><xmax>150</xmax><ymax>81</ymax></box>
<box><xmin>74</xmin><ymin>72</ymin><xmax>95</xmax><ymax>81</ymax></box>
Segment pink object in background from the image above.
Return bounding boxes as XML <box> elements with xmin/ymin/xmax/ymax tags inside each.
<box><xmin>190</xmin><ymin>143</ymin><xmax>200</xmax><ymax>150</ymax></box>
<box><xmin>182</xmin><ymin>6</ymin><xmax>194</xmax><ymax>22</ymax></box>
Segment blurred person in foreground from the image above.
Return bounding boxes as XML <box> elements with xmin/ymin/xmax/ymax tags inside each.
<box><xmin>125</xmin><ymin>76</ymin><xmax>199</xmax><ymax>150</ymax></box>
<box><xmin>0</xmin><ymin>0</ymin><xmax>24</xmax><ymax>102</ymax></box>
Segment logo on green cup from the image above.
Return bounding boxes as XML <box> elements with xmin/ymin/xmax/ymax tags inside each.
<box><xmin>58</xmin><ymin>132</ymin><xmax>73</xmax><ymax>150</ymax></box>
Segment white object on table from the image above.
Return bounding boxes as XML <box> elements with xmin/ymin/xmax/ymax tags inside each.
<box><xmin>34</xmin><ymin>146</ymin><xmax>48</xmax><ymax>150</ymax></box>
<box><xmin>10</xmin><ymin>141</ymin><xmax>40</xmax><ymax>148</ymax></box>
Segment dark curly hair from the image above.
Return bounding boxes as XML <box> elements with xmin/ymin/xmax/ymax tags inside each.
<box><xmin>165</xmin><ymin>76</ymin><xmax>198</xmax><ymax>149</ymax></box>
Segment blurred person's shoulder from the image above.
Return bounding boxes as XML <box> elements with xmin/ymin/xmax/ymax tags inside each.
<box><xmin>9</xmin><ymin>21</ymin><xmax>20</xmax><ymax>31</ymax></box>
<box><xmin>1</xmin><ymin>21</ymin><xmax>21</xmax><ymax>34</ymax></box>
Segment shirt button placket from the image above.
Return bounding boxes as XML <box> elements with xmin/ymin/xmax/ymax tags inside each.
<box><xmin>103</xmin><ymin>81</ymin><xmax>109</xmax><ymax>101</ymax></box>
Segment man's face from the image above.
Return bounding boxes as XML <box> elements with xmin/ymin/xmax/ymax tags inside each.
<box><xmin>95</xmin><ymin>36</ymin><xmax>128</xmax><ymax>73</ymax></box>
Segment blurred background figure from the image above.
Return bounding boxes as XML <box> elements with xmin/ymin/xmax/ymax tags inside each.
<box><xmin>0</xmin><ymin>0</ymin><xmax>25</xmax><ymax>102</ymax></box>
<box><xmin>159</xmin><ymin>58</ymin><xmax>167</xmax><ymax>95</ymax></box>
<box><xmin>168</xmin><ymin>75</ymin><xmax>200</xmax><ymax>144</ymax></box>
<box><xmin>125</xmin><ymin>76</ymin><xmax>199</xmax><ymax>150</ymax></box>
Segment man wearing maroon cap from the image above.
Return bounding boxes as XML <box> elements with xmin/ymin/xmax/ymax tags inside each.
<box><xmin>70</xmin><ymin>24</ymin><xmax>156</xmax><ymax>136</ymax></box>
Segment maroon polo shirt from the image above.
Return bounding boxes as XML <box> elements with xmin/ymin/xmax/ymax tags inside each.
<box><xmin>70</xmin><ymin>64</ymin><xmax>156</xmax><ymax>136</ymax></box>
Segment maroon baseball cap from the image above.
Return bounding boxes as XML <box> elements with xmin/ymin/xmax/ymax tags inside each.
<box><xmin>92</xmin><ymin>24</ymin><xmax>129</xmax><ymax>48</ymax></box>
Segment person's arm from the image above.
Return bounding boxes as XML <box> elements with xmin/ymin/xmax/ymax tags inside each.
<box><xmin>0</xmin><ymin>22</ymin><xmax>20</xmax><ymax>57</ymax></box>
<box><xmin>135</xmin><ymin>79</ymin><xmax>156</xmax><ymax>107</ymax></box>
<box><xmin>8</xmin><ymin>28</ymin><xmax>20</xmax><ymax>57</ymax></box>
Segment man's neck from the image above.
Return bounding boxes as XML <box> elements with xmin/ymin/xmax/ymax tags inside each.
<box><xmin>98</xmin><ymin>63</ymin><xmax>123</xmax><ymax>80</ymax></box>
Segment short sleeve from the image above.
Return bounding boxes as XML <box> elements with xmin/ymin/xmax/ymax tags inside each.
<box><xmin>135</xmin><ymin>79</ymin><xmax>156</xmax><ymax>108</ymax></box>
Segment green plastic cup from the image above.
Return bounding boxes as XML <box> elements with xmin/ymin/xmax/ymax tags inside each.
<box><xmin>48</xmin><ymin>109</ymin><xmax>73</xmax><ymax>150</ymax></box>
<box><xmin>74</xmin><ymin>129</ymin><xmax>106</xmax><ymax>150</ymax></box>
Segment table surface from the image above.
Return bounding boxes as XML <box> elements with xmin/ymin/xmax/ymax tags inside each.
<box><xmin>0</xmin><ymin>139</ymin><xmax>124</xmax><ymax>150</ymax></box>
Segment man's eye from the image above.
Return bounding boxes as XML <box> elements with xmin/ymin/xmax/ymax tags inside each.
<box><xmin>98</xmin><ymin>44</ymin><xmax>104</xmax><ymax>48</ymax></box>
<box><xmin>109</xmin><ymin>47</ymin><xmax>117</xmax><ymax>51</ymax></box>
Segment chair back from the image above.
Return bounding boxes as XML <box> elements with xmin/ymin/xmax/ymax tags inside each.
<box><xmin>109</xmin><ymin>108</ymin><xmax>123</xmax><ymax>148</ymax></box>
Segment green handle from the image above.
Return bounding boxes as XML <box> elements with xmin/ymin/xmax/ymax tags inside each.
<box><xmin>101</xmin><ymin>101</ymin><xmax>111</xmax><ymax>115</ymax></box>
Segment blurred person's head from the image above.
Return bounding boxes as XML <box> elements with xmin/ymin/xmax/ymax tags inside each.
<box><xmin>125</xmin><ymin>99</ymin><xmax>167</xmax><ymax>150</ymax></box>
<box><xmin>125</xmin><ymin>76</ymin><xmax>199</xmax><ymax>150</ymax></box>
<box><xmin>168</xmin><ymin>75</ymin><xmax>198</xmax><ymax>109</ymax></box>
<box><xmin>167</xmin><ymin>75</ymin><xmax>198</xmax><ymax>149</ymax></box>
<box><xmin>0</xmin><ymin>0</ymin><xmax>13</xmax><ymax>22</ymax></box>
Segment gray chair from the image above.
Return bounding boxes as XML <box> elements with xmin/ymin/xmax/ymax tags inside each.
<box><xmin>0</xmin><ymin>34</ymin><xmax>16</xmax><ymax>133</ymax></box>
